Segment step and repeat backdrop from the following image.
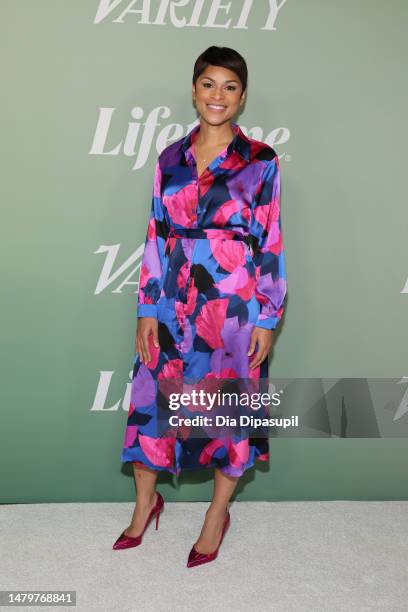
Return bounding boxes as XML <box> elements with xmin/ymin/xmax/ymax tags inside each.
<box><xmin>2</xmin><ymin>1</ymin><xmax>407</xmax><ymax>502</ymax></box>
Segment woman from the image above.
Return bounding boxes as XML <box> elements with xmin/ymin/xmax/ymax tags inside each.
<box><xmin>113</xmin><ymin>46</ymin><xmax>287</xmax><ymax>567</ymax></box>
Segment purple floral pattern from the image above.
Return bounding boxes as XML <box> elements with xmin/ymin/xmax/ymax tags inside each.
<box><xmin>121</xmin><ymin>122</ymin><xmax>287</xmax><ymax>477</ymax></box>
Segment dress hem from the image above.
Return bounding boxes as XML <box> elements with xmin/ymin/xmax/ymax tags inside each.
<box><xmin>121</xmin><ymin>453</ymin><xmax>269</xmax><ymax>479</ymax></box>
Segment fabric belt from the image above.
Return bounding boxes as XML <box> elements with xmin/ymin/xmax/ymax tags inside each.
<box><xmin>167</xmin><ymin>227</ymin><xmax>251</xmax><ymax>243</ymax></box>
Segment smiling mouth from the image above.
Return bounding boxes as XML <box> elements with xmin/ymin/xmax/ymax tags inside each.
<box><xmin>207</xmin><ymin>104</ymin><xmax>227</xmax><ymax>111</ymax></box>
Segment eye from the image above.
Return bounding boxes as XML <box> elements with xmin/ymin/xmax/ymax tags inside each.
<box><xmin>226</xmin><ymin>85</ymin><xmax>237</xmax><ymax>91</ymax></box>
<box><xmin>202</xmin><ymin>82</ymin><xmax>213</xmax><ymax>88</ymax></box>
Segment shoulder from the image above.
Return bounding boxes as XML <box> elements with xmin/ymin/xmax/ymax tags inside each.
<box><xmin>251</xmin><ymin>140</ymin><xmax>279</xmax><ymax>165</ymax></box>
<box><xmin>241</xmin><ymin>133</ymin><xmax>280</xmax><ymax>189</ymax></box>
<box><xmin>156</xmin><ymin>133</ymin><xmax>186</xmax><ymax>169</ymax></box>
<box><xmin>242</xmin><ymin>131</ymin><xmax>278</xmax><ymax>165</ymax></box>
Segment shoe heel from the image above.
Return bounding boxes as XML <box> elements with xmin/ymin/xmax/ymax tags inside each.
<box><xmin>155</xmin><ymin>492</ymin><xmax>164</xmax><ymax>530</ymax></box>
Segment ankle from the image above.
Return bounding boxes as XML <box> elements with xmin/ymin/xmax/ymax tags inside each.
<box><xmin>206</xmin><ymin>503</ymin><xmax>228</xmax><ymax>518</ymax></box>
<box><xmin>136</xmin><ymin>491</ymin><xmax>157</xmax><ymax>509</ymax></box>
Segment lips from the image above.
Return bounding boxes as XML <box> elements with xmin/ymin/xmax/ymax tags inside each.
<box><xmin>207</xmin><ymin>104</ymin><xmax>226</xmax><ymax>111</ymax></box>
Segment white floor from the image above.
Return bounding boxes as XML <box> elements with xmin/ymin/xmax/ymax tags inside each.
<box><xmin>1</xmin><ymin>500</ymin><xmax>407</xmax><ymax>611</ymax></box>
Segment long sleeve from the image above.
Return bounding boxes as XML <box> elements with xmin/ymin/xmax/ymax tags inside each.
<box><xmin>249</xmin><ymin>154</ymin><xmax>287</xmax><ymax>330</ymax></box>
<box><xmin>136</xmin><ymin>158</ymin><xmax>169</xmax><ymax>319</ymax></box>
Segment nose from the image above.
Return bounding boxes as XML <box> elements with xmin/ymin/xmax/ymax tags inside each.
<box><xmin>211</xmin><ymin>88</ymin><xmax>225</xmax><ymax>101</ymax></box>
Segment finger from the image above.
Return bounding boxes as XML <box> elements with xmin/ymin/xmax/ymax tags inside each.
<box><xmin>249</xmin><ymin>354</ymin><xmax>259</xmax><ymax>369</ymax></box>
<box><xmin>255</xmin><ymin>338</ymin><xmax>273</xmax><ymax>359</ymax></box>
<box><xmin>247</xmin><ymin>335</ymin><xmax>257</xmax><ymax>356</ymax></box>
<box><xmin>250</xmin><ymin>349</ymin><xmax>267</xmax><ymax>369</ymax></box>
<box><xmin>250</xmin><ymin>356</ymin><xmax>262</xmax><ymax>369</ymax></box>
<box><xmin>137</xmin><ymin>329</ymin><xmax>145</xmax><ymax>361</ymax></box>
<box><xmin>152</xmin><ymin>326</ymin><xmax>160</xmax><ymax>348</ymax></box>
<box><xmin>140</xmin><ymin>334</ymin><xmax>148</xmax><ymax>364</ymax></box>
<box><xmin>143</xmin><ymin>332</ymin><xmax>152</xmax><ymax>363</ymax></box>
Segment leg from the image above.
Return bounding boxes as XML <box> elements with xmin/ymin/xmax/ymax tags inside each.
<box><xmin>124</xmin><ymin>463</ymin><xmax>159</xmax><ymax>538</ymax></box>
<box><xmin>193</xmin><ymin>467</ymin><xmax>239</xmax><ymax>554</ymax></box>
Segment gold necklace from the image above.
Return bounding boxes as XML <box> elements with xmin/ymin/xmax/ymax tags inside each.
<box><xmin>195</xmin><ymin>139</ymin><xmax>233</xmax><ymax>163</ymax></box>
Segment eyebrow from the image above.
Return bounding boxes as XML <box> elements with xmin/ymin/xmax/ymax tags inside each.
<box><xmin>199</xmin><ymin>77</ymin><xmax>239</xmax><ymax>84</ymax></box>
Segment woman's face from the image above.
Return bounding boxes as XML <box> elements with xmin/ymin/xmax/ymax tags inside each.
<box><xmin>192</xmin><ymin>64</ymin><xmax>246</xmax><ymax>127</ymax></box>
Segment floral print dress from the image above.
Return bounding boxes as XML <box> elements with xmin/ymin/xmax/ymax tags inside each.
<box><xmin>121</xmin><ymin>121</ymin><xmax>287</xmax><ymax>477</ymax></box>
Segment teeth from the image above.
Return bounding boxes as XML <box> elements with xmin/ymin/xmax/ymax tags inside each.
<box><xmin>208</xmin><ymin>104</ymin><xmax>225</xmax><ymax>109</ymax></box>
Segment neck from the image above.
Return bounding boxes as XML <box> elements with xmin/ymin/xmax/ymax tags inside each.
<box><xmin>194</xmin><ymin>120</ymin><xmax>235</xmax><ymax>147</ymax></box>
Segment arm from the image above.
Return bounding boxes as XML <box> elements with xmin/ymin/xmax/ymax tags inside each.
<box><xmin>249</xmin><ymin>154</ymin><xmax>287</xmax><ymax>330</ymax></box>
<box><xmin>137</xmin><ymin>157</ymin><xmax>169</xmax><ymax>319</ymax></box>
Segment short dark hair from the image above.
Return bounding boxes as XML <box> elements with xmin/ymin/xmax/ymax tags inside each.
<box><xmin>193</xmin><ymin>46</ymin><xmax>248</xmax><ymax>93</ymax></box>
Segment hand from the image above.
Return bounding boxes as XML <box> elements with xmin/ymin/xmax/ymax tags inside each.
<box><xmin>136</xmin><ymin>317</ymin><xmax>159</xmax><ymax>364</ymax></box>
<box><xmin>247</xmin><ymin>326</ymin><xmax>274</xmax><ymax>369</ymax></box>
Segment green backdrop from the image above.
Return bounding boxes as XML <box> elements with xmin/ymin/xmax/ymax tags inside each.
<box><xmin>2</xmin><ymin>0</ymin><xmax>407</xmax><ymax>502</ymax></box>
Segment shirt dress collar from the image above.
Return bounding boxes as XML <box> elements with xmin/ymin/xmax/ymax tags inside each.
<box><xmin>181</xmin><ymin>121</ymin><xmax>251</xmax><ymax>164</ymax></box>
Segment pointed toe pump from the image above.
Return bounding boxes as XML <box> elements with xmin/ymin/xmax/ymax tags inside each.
<box><xmin>186</xmin><ymin>510</ymin><xmax>230</xmax><ymax>568</ymax></box>
<box><xmin>112</xmin><ymin>491</ymin><xmax>164</xmax><ymax>550</ymax></box>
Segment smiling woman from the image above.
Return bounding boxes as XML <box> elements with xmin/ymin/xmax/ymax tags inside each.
<box><xmin>115</xmin><ymin>46</ymin><xmax>288</xmax><ymax>568</ymax></box>
<box><xmin>192</xmin><ymin>62</ymin><xmax>247</xmax><ymax>177</ymax></box>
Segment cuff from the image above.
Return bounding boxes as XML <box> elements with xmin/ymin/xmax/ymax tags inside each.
<box><xmin>137</xmin><ymin>303</ymin><xmax>158</xmax><ymax>318</ymax></box>
<box><xmin>254</xmin><ymin>315</ymin><xmax>280</xmax><ymax>330</ymax></box>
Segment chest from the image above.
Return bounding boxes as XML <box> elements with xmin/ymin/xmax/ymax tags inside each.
<box><xmin>194</xmin><ymin>143</ymin><xmax>230</xmax><ymax>179</ymax></box>
<box><xmin>161</xmin><ymin>148</ymin><xmax>259</xmax><ymax>217</ymax></box>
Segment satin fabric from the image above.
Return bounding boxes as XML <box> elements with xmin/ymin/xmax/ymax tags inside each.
<box><xmin>121</xmin><ymin>122</ymin><xmax>287</xmax><ymax>477</ymax></box>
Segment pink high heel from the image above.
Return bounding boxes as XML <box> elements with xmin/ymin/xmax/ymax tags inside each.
<box><xmin>186</xmin><ymin>510</ymin><xmax>230</xmax><ymax>568</ymax></box>
<box><xmin>112</xmin><ymin>491</ymin><xmax>164</xmax><ymax>550</ymax></box>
